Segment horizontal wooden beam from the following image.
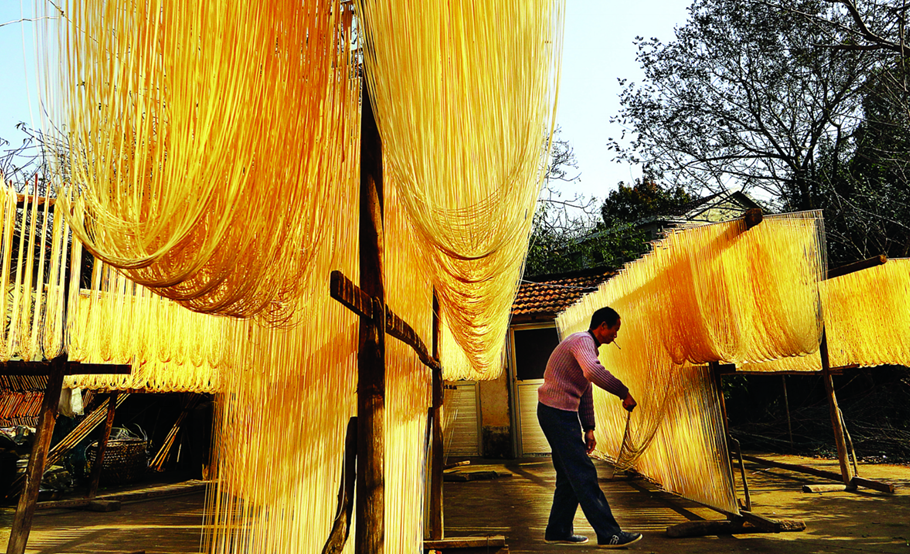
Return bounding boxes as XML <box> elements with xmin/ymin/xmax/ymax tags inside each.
<box><xmin>34</xmin><ymin>498</ymin><xmax>121</xmax><ymax>511</ymax></box>
<box><xmin>66</xmin><ymin>362</ymin><xmax>132</xmax><ymax>375</ymax></box>
<box><xmin>832</xmin><ymin>364</ymin><xmax>860</xmax><ymax>371</ymax></box>
<box><xmin>653</xmin><ymin>482</ymin><xmax>802</xmax><ymax>537</ymax></box>
<box><xmin>331</xmin><ymin>270</ymin><xmax>440</xmax><ymax>371</ymax></box>
<box><xmin>717</xmin><ymin>361</ymin><xmax>852</xmax><ymax>375</ymax></box>
<box><xmin>16</xmin><ymin>194</ymin><xmax>56</xmax><ymax>209</ymax></box>
<box><xmin>331</xmin><ymin>270</ymin><xmax>375</xmax><ymax>320</ymax></box>
<box><xmin>851</xmin><ymin>476</ymin><xmax>896</xmax><ymax>494</ymax></box>
<box><xmin>667</xmin><ymin>517</ymin><xmax>805</xmax><ymax>538</ymax></box>
<box><xmin>385</xmin><ymin>306</ymin><xmax>440</xmax><ymax>371</ymax></box>
<box><xmin>0</xmin><ymin>360</ymin><xmax>132</xmax><ymax>376</ymax></box>
<box><xmin>737</xmin><ymin>509</ymin><xmax>781</xmax><ymax>532</ymax></box>
<box><xmin>802</xmin><ymin>483</ymin><xmax>848</xmax><ymax>493</ymax></box>
<box><xmin>802</xmin><ymin>477</ymin><xmax>895</xmax><ymax>494</ymax></box>
<box><xmin>722</xmin><ymin>369</ymin><xmax>842</xmax><ymax>376</ymax></box>
<box><xmin>826</xmin><ymin>255</ymin><xmax>887</xmax><ymax>280</ymax></box>
<box><xmin>34</xmin><ymin>498</ymin><xmax>91</xmax><ymax>510</ymax></box>
<box><xmin>741</xmin><ymin>454</ymin><xmax>843</xmax><ymax>482</ymax></box>
<box><xmin>424</xmin><ymin>536</ymin><xmax>507</xmax><ymax>549</ymax></box>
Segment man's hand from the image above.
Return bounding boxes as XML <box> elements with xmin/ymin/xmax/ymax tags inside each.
<box><xmin>584</xmin><ymin>429</ymin><xmax>596</xmax><ymax>454</ymax></box>
<box><xmin>622</xmin><ymin>392</ymin><xmax>637</xmax><ymax>412</ymax></box>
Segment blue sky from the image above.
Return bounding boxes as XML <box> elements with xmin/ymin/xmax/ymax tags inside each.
<box><xmin>556</xmin><ymin>0</ymin><xmax>690</xmax><ymax>202</ymax></box>
<box><xmin>0</xmin><ymin>2</ymin><xmax>42</xmax><ymax>160</ymax></box>
<box><xmin>0</xmin><ymin>0</ymin><xmax>692</xmax><ymax>201</ymax></box>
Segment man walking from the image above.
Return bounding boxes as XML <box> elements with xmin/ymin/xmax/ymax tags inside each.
<box><xmin>537</xmin><ymin>306</ymin><xmax>643</xmax><ymax>548</ymax></box>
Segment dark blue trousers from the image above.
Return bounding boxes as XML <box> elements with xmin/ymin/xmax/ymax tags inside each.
<box><xmin>537</xmin><ymin>402</ymin><xmax>622</xmax><ymax>541</ymax></box>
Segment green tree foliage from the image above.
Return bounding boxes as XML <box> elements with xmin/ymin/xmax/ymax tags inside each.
<box><xmin>600</xmin><ymin>179</ymin><xmax>694</xmax><ymax>226</ymax></box>
<box><xmin>527</xmin><ymin>133</ymin><xmax>614</xmax><ymax>277</ymax></box>
<box><xmin>819</xmin><ymin>64</ymin><xmax>910</xmax><ymax>263</ymax></box>
<box><xmin>526</xmin><ymin>178</ymin><xmax>692</xmax><ymax>277</ymax></box>
<box><xmin>525</xmin><ymin>216</ymin><xmax>650</xmax><ymax>277</ymax></box>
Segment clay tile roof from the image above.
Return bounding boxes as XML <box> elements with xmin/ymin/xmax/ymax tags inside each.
<box><xmin>511</xmin><ymin>268</ymin><xmax>616</xmax><ymax>323</ymax></box>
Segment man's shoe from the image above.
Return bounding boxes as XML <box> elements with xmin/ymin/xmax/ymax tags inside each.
<box><xmin>544</xmin><ymin>534</ymin><xmax>590</xmax><ymax>545</ymax></box>
<box><xmin>597</xmin><ymin>531</ymin><xmax>642</xmax><ymax>548</ymax></box>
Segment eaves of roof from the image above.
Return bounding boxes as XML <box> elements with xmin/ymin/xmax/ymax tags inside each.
<box><xmin>511</xmin><ymin>268</ymin><xmax>616</xmax><ymax>324</ymax></box>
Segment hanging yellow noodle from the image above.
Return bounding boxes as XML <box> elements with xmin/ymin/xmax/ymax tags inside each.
<box><xmin>650</xmin><ymin>212</ymin><xmax>826</xmax><ymax>365</ymax></box>
<box><xmin>197</xmin><ymin>172</ymin><xmax>359</xmax><ymax>552</ymax></box>
<box><xmin>0</xmin><ymin>186</ymin><xmax>15</xmax><ymax>361</ymax></box>
<box><xmin>38</xmin><ymin>0</ymin><xmax>359</xmax><ymax>322</ymax></box>
<box><xmin>439</xmin><ymin>316</ymin><xmax>492</xmax><ymax>381</ymax></box>
<box><xmin>64</xmin><ymin>259</ymin><xmax>241</xmax><ymax>393</ymax></box>
<box><xmin>355</xmin><ymin>0</ymin><xmax>565</xmax><ymax>376</ymax></box>
<box><xmin>30</xmin><ymin>0</ymin><xmax>566</xmax><ymax>548</ymax></box>
<box><xmin>555</xmin><ymin>212</ymin><xmax>827</xmax><ymax>513</ymax></box>
<box><xmin>201</xmin><ymin>168</ymin><xmax>435</xmax><ymax>553</ymax></box>
<box><xmin>383</xmin><ymin>175</ymin><xmax>434</xmax><ymax>552</ymax></box>
<box><xmin>203</xmin><ymin>311</ymin><xmax>358</xmax><ymax>554</ymax></box>
<box><xmin>742</xmin><ymin>258</ymin><xmax>910</xmax><ymax>372</ymax></box>
<box><xmin>0</xmin><ymin>177</ymin><xmax>71</xmax><ymax>363</ymax></box>
<box><xmin>823</xmin><ymin>258</ymin><xmax>910</xmax><ymax>367</ymax></box>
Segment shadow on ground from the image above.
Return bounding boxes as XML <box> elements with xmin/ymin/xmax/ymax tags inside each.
<box><xmin>1</xmin><ymin>453</ymin><xmax>907</xmax><ymax>553</ymax></box>
<box><xmin>443</xmin><ymin>454</ymin><xmax>910</xmax><ymax>553</ymax></box>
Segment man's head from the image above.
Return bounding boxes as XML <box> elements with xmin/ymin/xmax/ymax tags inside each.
<box><xmin>589</xmin><ymin>306</ymin><xmax>621</xmax><ymax>345</ymax></box>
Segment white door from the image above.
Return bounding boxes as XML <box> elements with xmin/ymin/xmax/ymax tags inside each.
<box><xmin>511</xmin><ymin>324</ymin><xmax>561</xmax><ymax>456</ymax></box>
<box><xmin>442</xmin><ymin>381</ymin><xmax>480</xmax><ymax>457</ymax></box>
<box><xmin>517</xmin><ymin>379</ymin><xmax>548</xmax><ymax>455</ymax></box>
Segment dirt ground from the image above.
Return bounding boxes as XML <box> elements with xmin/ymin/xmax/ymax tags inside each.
<box><xmin>446</xmin><ymin>453</ymin><xmax>910</xmax><ymax>554</ymax></box>
<box><xmin>1</xmin><ymin>453</ymin><xmax>908</xmax><ymax>553</ymax></box>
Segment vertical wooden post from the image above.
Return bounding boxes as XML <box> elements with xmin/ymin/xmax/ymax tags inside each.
<box><xmin>7</xmin><ymin>356</ymin><xmax>66</xmax><ymax>554</ymax></box>
<box><xmin>710</xmin><ymin>362</ymin><xmax>729</xmax><ymax>426</ymax></box>
<box><xmin>819</xmin><ymin>330</ymin><xmax>855</xmax><ymax>485</ymax></box>
<box><xmin>429</xmin><ymin>292</ymin><xmax>444</xmax><ymax>540</ymax></box>
<box><xmin>88</xmin><ymin>391</ymin><xmax>119</xmax><ymax>498</ymax></box>
<box><xmin>781</xmin><ymin>376</ymin><xmax>793</xmax><ymax>451</ymax></box>
<box><xmin>322</xmin><ymin>417</ymin><xmax>359</xmax><ymax>554</ymax></box>
<box><xmin>710</xmin><ymin>362</ymin><xmax>739</xmax><ymax>501</ymax></box>
<box><xmin>356</xmin><ymin>78</ymin><xmax>386</xmax><ymax>554</ymax></box>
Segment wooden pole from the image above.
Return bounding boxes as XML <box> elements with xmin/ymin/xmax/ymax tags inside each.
<box><xmin>781</xmin><ymin>375</ymin><xmax>793</xmax><ymax>451</ymax></box>
<box><xmin>710</xmin><ymin>362</ymin><xmax>752</xmax><ymax>510</ymax></box>
<box><xmin>150</xmin><ymin>394</ymin><xmax>201</xmax><ymax>472</ymax></box>
<box><xmin>744</xmin><ymin>208</ymin><xmax>763</xmax><ymax>229</ymax></box>
<box><xmin>838</xmin><ymin>407</ymin><xmax>860</xmax><ymax>476</ymax></box>
<box><xmin>825</xmin><ymin>254</ymin><xmax>886</xmax><ymax>280</ymax></box>
<box><xmin>322</xmin><ymin>417</ymin><xmax>359</xmax><ymax>554</ymax></box>
<box><xmin>743</xmin><ymin>454</ymin><xmax>894</xmax><ymax>492</ymax></box>
<box><xmin>819</xmin><ymin>330</ymin><xmax>854</xmax><ymax>485</ymax></box>
<box><xmin>7</xmin><ymin>356</ymin><xmax>66</xmax><ymax>554</ymax></box>
<box><xmin>711</xmin><ymin>362</ymin><xmax>730</xmax><ymax>426</ymax></box>
<box><xmin>88</xmin><ymin>391</ymin><xmax>119</xmax><ymax>498</ymax></box>
<box><xmin>429</xmin><ymin>292</ymin><xmax>444</xmax><ymax>540</ymax></box>
<box><xmin>355</xmin><ymin>77</ymin><xmax>386</xmax><ymax>554</ymax></box>
<box><xmin>742</xmin><ymin>453</ymin><xmax>844</xmax><ymax>481</ymax></box>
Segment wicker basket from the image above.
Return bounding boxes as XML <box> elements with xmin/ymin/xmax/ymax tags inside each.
<box><xmin>86</xmin><ymin>438</ymin><xmax>148</xmax><ymax>485</ymax></box>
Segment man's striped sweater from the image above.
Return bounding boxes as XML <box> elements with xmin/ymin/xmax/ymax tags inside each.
<box><xmin>538</xmin><ymin>330</ymin><xmax>629</xmax><ymax>431</ymax></box>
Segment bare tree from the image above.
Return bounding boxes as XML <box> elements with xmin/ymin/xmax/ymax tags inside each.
<box><xmin>535</xmin><ymin>128</ymin><xmax>601</xmax><ymax>235</ymax></box>
<box><xmin>609</xmin><ymin>0</ymin><xmax>875</xmax><ymax>210</ymax></box>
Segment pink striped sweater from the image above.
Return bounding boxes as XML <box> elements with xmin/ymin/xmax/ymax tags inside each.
<box><xmin>537</xmin><ymin>330</ymin><xmax>629</xmax><ymax>430</ymax></box>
